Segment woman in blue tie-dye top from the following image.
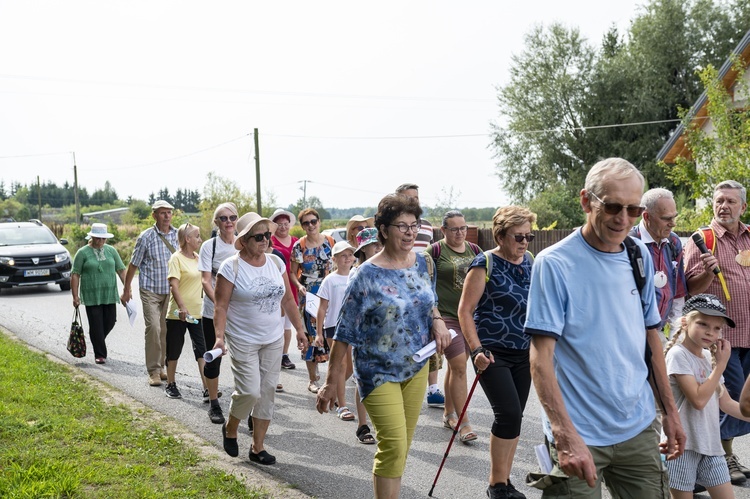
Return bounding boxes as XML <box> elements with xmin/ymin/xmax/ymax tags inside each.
<box><xmin>316</xmin><ymin>193</ymin><xmax>452</xmax><ymax>499</ymax></box>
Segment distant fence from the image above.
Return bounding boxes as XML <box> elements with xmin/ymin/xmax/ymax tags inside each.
<box><xmin>433</xmin><ymin>227</ymin><xmax>693</xmax><ymax>254</ymax></box>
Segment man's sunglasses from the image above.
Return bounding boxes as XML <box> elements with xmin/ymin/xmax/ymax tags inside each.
<box><xmin>512</xmin><ymin>234</ymin><xmax>535</xmax><ymax>243</ymax></box>
<box><xmin>217</xmin><ymin>215</ymin><xmax>238</xmax><ymax>223</ymax></box>
<box><xmin>247</xmin><ymin>231</ymin><xmax>272</xmax><ymax>242</ymax></box>
<box><xmin>588</xmin><ymin>192</ymin><xmax>645</xmax><ymax>217</ymax></box>
<box><xmin>301</xmin><ymin>219</ymin><xmax>319</xmax><ymax>227</ymax></box>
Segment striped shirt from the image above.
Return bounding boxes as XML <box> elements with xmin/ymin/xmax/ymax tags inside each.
<box><xmin>130</xmin><ymin>224</ymin><xmax>178</xmax><ymax>295</ymax></box>
<box><xmin>684</xmin><ymin>219</ymin><xmax>750</xmax><ymax>347</ymax></box>
<box><xmin>411</xmin><ymin>218</ymin><xmax>433</xmax><ymax>253</ymax></box>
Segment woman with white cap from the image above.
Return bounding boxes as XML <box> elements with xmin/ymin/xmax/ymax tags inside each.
<box><xmin>71</xmin><ymin>223</ymin><xmax>127</xmax><ymax>364</ymax></box>
<box><xmin>269</xmin><ymin>208</ymin><xmax>299</xmax><ymax>371</ymax></box>
<box><xmin>213</xmin><ymin>212</ymin><xmax>308</xmax><ymax>465</ymax></box>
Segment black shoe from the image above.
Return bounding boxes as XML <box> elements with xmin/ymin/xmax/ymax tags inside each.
<box><xmin>203</xmin><ymin>388</ymin><xmax>223</xmax><ymax>403</ymax></box>
<box><xmin>506</xmin><ymin>480</ymin><xmax>526</xmax><ymax>499</ymax></box>
<box><xmin>281</xmin><ymin>354</ymin><xmax>296</xmax><ymax>370</ymax></box>
<box><xmin>487</xmin><ymin>483</ymin><xmax>510</xmax><ymax>499</ymax></box>
<box><xmin>249</xmin><ymin>448</ymin><xmax>276</xmax><ymax>465</ymax></box>
<box><xmin>222</xmin><ymin>423</ymin><xmax>238</xmax><ymax>457</ymax></box>
<box><xmin>165</xmin><ymin>382</ymin><xmax>182</xmax><ymax>399</ymax></box>
<box><xmin>208</xmin><ymin>405</ymin><xmax>225</xmax><ymax>424</ymax></box>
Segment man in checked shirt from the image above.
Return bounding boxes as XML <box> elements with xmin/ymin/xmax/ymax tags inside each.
<box><xmin>684</xmin><ymin>180</ymin><xmax>750</xmax><ymax>485</ymax></box>
<box><xmin>121</xmin><ymin>200</ymin><xmax>178</xmax><ymax>387</ymax></box>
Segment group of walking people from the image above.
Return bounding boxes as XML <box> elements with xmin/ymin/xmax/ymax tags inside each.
<box><xmin>68</xmin><ymin>165</ymin><xmax>750</xmax><ymax>499</ymax></box>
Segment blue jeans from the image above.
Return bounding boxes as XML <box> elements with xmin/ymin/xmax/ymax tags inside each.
<box><xmin>720</xmin><ymin>347</ymin><xmax>750</xmax><ymax>440</ymax></box>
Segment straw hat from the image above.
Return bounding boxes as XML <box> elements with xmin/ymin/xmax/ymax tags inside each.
<box><xmin>234</xmin><ymin>213</ymin><xmax>277</xmax><ymax>250</ymax></box>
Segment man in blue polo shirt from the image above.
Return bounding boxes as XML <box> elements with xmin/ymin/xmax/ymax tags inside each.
<box><xmin>525</xmin><ymin>158</ymin><xmax>685</xmax><ymax>497</ymax></box>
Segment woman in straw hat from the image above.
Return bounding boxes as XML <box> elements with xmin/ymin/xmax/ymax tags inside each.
<box><xmin>71</xmin><ymin>223</ymin><xmax>126</xmax><ymax>364</ymax></box>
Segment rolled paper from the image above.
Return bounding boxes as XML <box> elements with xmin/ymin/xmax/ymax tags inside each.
<box><xmin>203</xmin><ymin>348</ymin><xmax>223</xmax><ymax>363</ymax></box>
<box><xmin>412</xmin><ymin>329</ymin><xmax>458</xmax><ymax>362</ymax></box>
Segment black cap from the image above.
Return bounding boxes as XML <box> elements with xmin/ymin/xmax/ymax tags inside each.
<box><xmin>683</xmin><ymin>294</ymin><xmax>735</xmax><ymax>328</ymax></box>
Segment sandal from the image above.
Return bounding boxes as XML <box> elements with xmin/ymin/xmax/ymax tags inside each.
<box><xmin>442</xmin><ymin>411</ymin><xmax>458</xmax><ymax>430</ymax></box>
<box><xmin>308</xmin><ymin>381</ymin><xmax>320</xmax><ymax>393</ymax></box>
<box><xmin>356</xmin><ymin>424</ymin><xmax>376</xmax><ymax>444</ymax></box>
<box><xmin>336</xmin><ymin>406</ymin><xmax>355</xmax><ymax>421</ymax></box>
<box><xmin>458</xmin><ymin>422</ymin><xmax>477</xmax><ymax>444</ymax></box>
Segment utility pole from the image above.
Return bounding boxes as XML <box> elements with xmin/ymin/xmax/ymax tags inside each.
<box><xmin>254</xmin><ymin>128</ymin><xmax>261</xmax><ymax>214</ymax></box>
<box><xmin>72</xmin><ymin>152</ymin><xmax>80</xmax><ymax>224</ymax></box>
<box><xmin>299</xmin><ymin>180</ymin><xmax>312</xmax><ymax>207</ymax></box>
<box><xmin>37</xmin><ymin>176</ymin><xmax>42</xmax><ymax>221</ymax></box>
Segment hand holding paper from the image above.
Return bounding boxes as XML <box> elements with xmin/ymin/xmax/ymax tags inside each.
<box><xmin>413</xmin><ymin>329</ymin><xmax>458</xmax><ymax>362</ymax></box>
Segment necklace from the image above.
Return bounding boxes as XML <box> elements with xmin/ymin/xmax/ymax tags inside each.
<box><xmin>383</xmin><ymin>251</ymin><xmax>411</xmax><ymax>270</ymax></box>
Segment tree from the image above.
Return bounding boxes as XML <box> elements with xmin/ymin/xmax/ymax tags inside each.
<box><xmin>287</xmin><ymin>196</ymin><xmax>330</xmax><ymax>221</ymax></box>
<box><xmin>492</xmin><ymin>0</ymin><xmax>750</xmax><ymax>217</ymax></box>
<box><xmin>90</xmin><ymin>181</ymin><xmax>119</xmax><ymax>206</ymax></box>
<box><xmin>431</xmin><ymin>186</ymin><xmax>462</xmax><ymax>220</ymax></box>
<box><xmin>491</xmin><ymin>23</ymin><xmax>595</xmax><ymax>203</ymax></box>
<box><xmin>665</xmin><ymin>59</ymin><xmax>750</xmax><ymax>202</ymax></box>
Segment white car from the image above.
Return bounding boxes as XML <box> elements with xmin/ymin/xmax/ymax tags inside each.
<box><xmin>321</xmin><ymin>228</ymin><xmax>347</xmax><ymax>242</ymax></box>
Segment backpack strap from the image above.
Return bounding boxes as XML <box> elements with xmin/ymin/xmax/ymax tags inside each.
<box><xmin>267</xmin><ymin>253</ymin><xmax>284</xmax><ymax>273</ymax></box>
<box><xmin>623</xmin><ymin>236</ymin><xmax>646</xmax><ymax>296</ymax></box>
<box><xmin>427</xmin><ymin>241</ymin><xmax>441</xmax><ymax>262</ymax></box>
<box><xmin>467</xmin><ymin>242</ymin><xmax>482</xmax><ymax>256</ymax></box>
<box><xmin>484</xmin><ymin>250</ymin><xmax>493</xmax><ymax>283</ymax></box>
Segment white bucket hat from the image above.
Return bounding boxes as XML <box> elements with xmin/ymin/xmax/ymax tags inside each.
<box><xmin>270</xmin><ymin>208</ymin><xmax>296</xmax><ymax>227</ymax></box>
<box><xmin>86</xmin><ymin>223</ymin><xmax>114</xmax><ymax>240</ymax></box>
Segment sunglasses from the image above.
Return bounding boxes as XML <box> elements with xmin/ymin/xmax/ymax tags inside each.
<box><xmin>588</xmin><ymin>192</ymin><xmax>645</xmax><ymax>218</ymax></box>
<box><xmin>217</xmin><ymin>215</ymin><xmax>238</xmax><ymax>223</ymax></box>
<box><xmin>301</xmin><ymin>218</ymin><xmax>319</xmax><ymax>227</ymax></box>
<box><xmin>247</xmin><ymin>231</ymin><xmax>272</xmax><ymax>242</ymax></box>
<box><xmin>351</xmin><ymin>225</ymin><xmax>366</xmax><ymax>233</ymax></box>
<box><xmin>512</xmin><ymin>233</ymin><xmax>535</xmax><ymax>243</ymax></box>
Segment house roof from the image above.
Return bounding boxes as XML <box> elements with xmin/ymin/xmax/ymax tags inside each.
<box><xmin>657</xmin><ymin>29</ymin><xmax>750</xmax><ymax>164</ymax></box>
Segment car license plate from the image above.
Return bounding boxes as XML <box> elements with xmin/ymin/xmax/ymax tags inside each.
<box><xmin>24</xmin><ymin>268</ymin><xmax>50</xmax><ymax>277</ymax></box>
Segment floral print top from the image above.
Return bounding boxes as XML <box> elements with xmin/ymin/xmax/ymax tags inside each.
<box><xmin>334</xmin><ymin>254</ymin><xmax>435</xmax><ymax>400</ymax></box>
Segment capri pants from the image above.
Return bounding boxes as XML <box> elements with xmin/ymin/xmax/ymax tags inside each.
<box><xmin>362</xmin><ymin>364</ymin><xmax>428</xmax><ymax>478</ymax></box>
<box><xmin>476</xmin><ymin>346</ymin><xmax>531</xmax><ymax>439</ymax></box>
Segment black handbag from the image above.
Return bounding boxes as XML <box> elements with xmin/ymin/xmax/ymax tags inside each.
<box><xmin>67</xmin><ymin>307</ymin><xmax>87</xmax><ymax>358</ymax></box>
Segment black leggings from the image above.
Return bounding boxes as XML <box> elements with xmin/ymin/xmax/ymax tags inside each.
<box><xmin>475</xmin><ymin>347</ymin><xmax>531</xmax><ymax>440</ymax></box>
<box><xmin>201</xmin><ymin>317</ymin><xmax>222</xmax><ymax>379</ymax></box>
<box><xmin>165</xmin><ymin>319</ymin><xmax>206</xmax><ymax>362</ymax></box>
<box><xmin>84</xmin><ymin>303</ymin><xmax>117</xmax><ymax>359</ymax></box>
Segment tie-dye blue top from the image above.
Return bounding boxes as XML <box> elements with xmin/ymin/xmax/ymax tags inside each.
<box><xmin>334</xmin><ymin>254</ymin><xmax>435</xmax><ymax>400</ymax></box>
<box><xmin>470</xmin><ymin>251</ymin><xmax>532</xmax><ymax>351</ymax></box>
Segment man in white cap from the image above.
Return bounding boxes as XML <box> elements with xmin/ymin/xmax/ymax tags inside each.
<box><xmin>121</xmin><ymin>200</ymin><xmax>178</xmax><ymax>386</ymax></box>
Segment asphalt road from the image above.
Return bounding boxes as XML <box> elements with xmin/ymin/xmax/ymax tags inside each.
<box><xmin>3</xmin><ymin>282</ymin><xmax>750</xmax><ymax>498</ymax></box>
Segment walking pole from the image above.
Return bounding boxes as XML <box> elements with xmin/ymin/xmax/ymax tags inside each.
<box><xmin>428</xmin><ymin>369</ymin><xmax>482</xmax><ymax>497</ymax></box>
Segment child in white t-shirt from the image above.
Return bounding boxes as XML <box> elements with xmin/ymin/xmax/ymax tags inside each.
<box><xmin>316</xmin><ymin>241</ymin><xmax>356</xmax><ymax>422</ymax></box>
<box><xmin>662</xmin><ymin>294</ymin><xmax>750</xmax><ymax>498</ymax></box>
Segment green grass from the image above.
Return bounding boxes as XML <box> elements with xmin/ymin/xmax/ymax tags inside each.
<box><xmin>0</xmin><ymin>333</ymin><xmax>268</xmax><ymax>498</ymax></box>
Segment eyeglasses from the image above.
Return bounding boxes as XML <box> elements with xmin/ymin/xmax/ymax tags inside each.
<box><xmin>512</xmin><ymin>233</ymin><xmax>535</xmax><ymax>243</ymax></box>
<box><xmin>217</xmin><ymin>215</ymin><xmax>238</xmax><ymax>223</ymax></box>
<box><xmin>301</xmin><ymin>219</ymin><xmax>319</xmax><ymax>227</ymax></box>
<box><xmin>276</xmin><ymin>222</ymin><xmax>290</xmax><ymax>228</ymax></box>
<box><xmin>588</xmin><ymin>192</ymin><xmax>645</xmax><ymax>217</ymax></box>
<box><xmin>247</xmin><ymin>231</ymin><xmax>272</xmax><ymax>242</ymax></box>
<box><xmin>390</xmin><ymin>223</ymin><xmax>421</xmax><ymax>233</ymax></box>
<box><xmin>446</xmin><ymin>225</ymin><xmax>468</xmax><ymax>234</ymax></box>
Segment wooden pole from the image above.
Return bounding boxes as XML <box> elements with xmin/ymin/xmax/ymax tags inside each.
<box><xmin>37</xmin><ymin>176</ymin><xmax>42</xmax><ymax>221</ymax></box>
<box><xmin>73</xmin><ymin>152</ymin><xmax>80</xmax><ymax>224</ymax></box>
<box><xmin>254</xmin><ymin>128</ymin><xmax>261</xmax><ymax>214</ymax></box>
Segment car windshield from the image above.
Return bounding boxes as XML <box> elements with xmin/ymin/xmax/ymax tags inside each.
<box><xmin>0</xmin><ymin>226</ymin><xmax>58</xmax><ymax>246</ymax></box>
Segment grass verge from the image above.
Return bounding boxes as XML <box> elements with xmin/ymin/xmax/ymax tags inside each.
<box><xmin>0</xmin><ymin>333</ymin><xmax>268</xmax><ymax>498</ymax></box>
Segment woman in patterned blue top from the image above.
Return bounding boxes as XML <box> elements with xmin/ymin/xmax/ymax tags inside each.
<box><xmin>458</xmin><ymin>205</ymin><xmax>536</xmax><ymax>499</ymax></box>
<box><xmin>316</xmin><ymin>193</ymin><xmax>451</xmax><ymax>499</ymax></box>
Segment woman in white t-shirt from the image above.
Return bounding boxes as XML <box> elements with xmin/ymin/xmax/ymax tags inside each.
<box><xmin>213</xmin><ymin>212</ymin><xmax>308</xmax><ymax>466</ymax></box>
<box><xmin>198</xmin><ymin>202</ymin><xmax>238</xmax><ymax>425</ymax></box>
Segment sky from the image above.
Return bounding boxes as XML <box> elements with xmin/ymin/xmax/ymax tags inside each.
<box><xmin>0</xmin><ymin>1</ymin><xmax>643</xmax><ymax>210</ymax></box>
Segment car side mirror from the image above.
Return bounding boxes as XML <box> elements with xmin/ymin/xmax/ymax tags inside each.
<box><xmin>60</xmin><ymin>238</ymin><xmax>68</xmax><ymax>245</ymax></box>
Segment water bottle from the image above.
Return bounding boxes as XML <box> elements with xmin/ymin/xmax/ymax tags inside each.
<box><xmin>173</xmin><ymin>310</ymin><xmax>199</xmax><ymax>324</ymax></box>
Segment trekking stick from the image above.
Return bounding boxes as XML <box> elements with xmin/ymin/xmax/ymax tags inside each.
<box><xmin>428</xmin><ymin>370</ymin><xmax>482</xmax><ymax>497</ymax></box>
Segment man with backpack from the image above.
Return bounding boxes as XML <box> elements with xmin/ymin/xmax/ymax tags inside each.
<box><xmin>684</xmin><ymin>180</ymin><xmax>750</xmax><ymax>485</ymax></box>
<box><xmin>525</xmin><ymin>158</ymin><xmax>684</xmax><ymax>497</ymax></box>
<box><xmin>629</xmin><ymin>188</ymin><xmax>687</xmax><ymax>339</ymax></box>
